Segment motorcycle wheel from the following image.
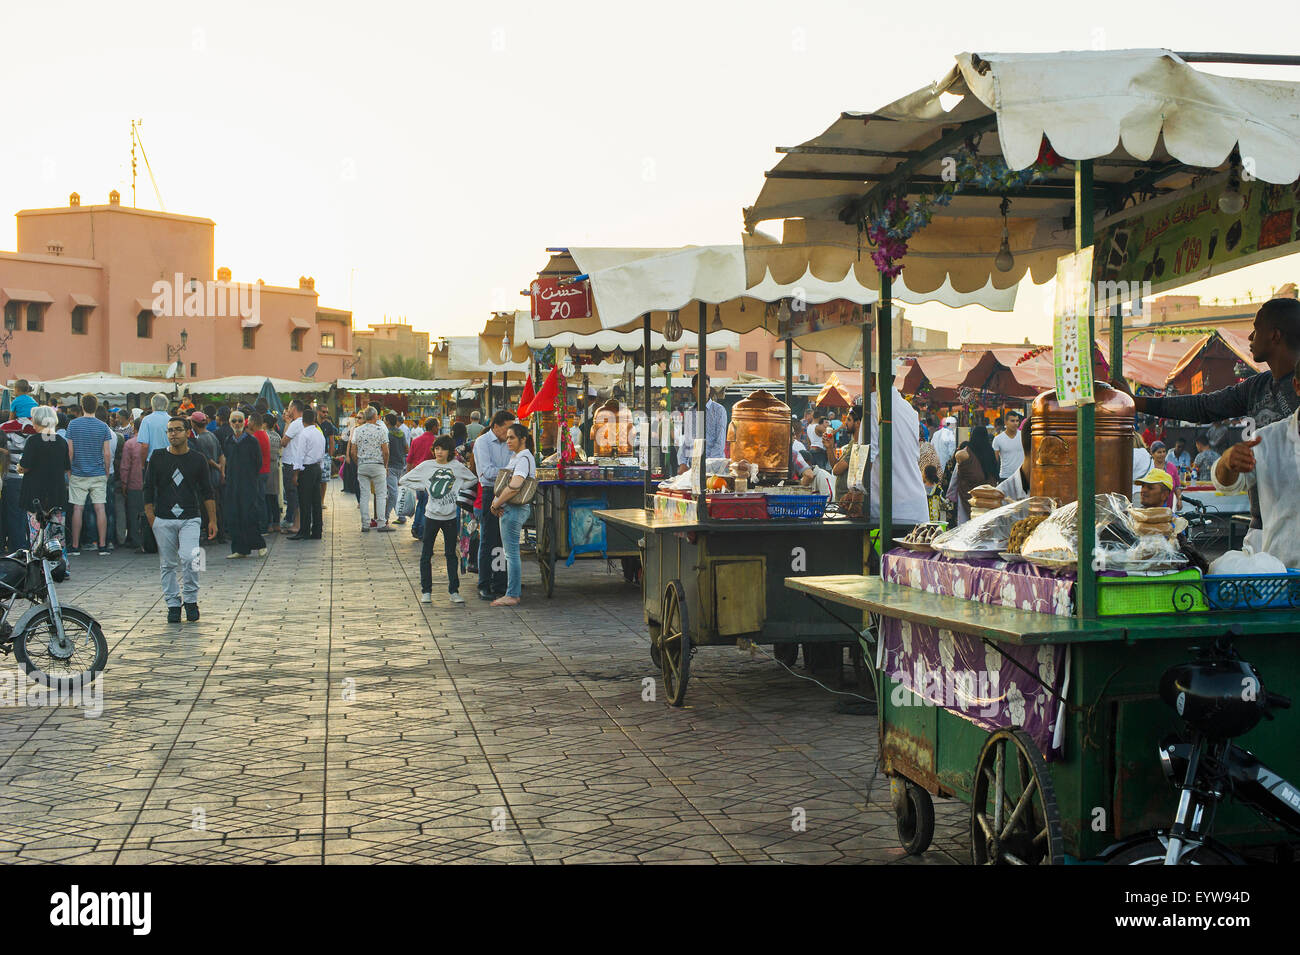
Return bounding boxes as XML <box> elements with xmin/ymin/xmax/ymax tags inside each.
<box><xmin>1106</xmin><ymin>835</ymin><xmax>1239</xmax><ymax>865</ymax></box>
<box><xmin>13</xmin><ymin>607</ymin><xmax>108</xmax><ymax>691</ymax></box>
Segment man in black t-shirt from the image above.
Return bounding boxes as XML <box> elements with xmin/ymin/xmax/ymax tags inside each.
<box><xmin>144</xmin><ymin>416</ymin><xmax>217</xmax><ymax>624</ymax></box>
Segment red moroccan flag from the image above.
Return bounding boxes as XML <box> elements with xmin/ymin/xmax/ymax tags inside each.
<box><xmin>520</xmin><ymin>366</ymin><xmax>559</xmax><ymax>420</ymax></box>
<box><xmin>516</xmin><ymin>376</ymin><xmax>535</xmax><ymax>419</ymax></box>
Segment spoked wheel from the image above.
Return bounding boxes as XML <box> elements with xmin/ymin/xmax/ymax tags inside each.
<box><xmin>971</xmin><ymin>728</ymin><xmax>1063</xmax><ymax>865</ymax></box>
<box><xmin>773</xmin><ymin>642</ymin><xmax>799</xmax><ymax>667</ymax></box>
<box><xmin>659</xmin><ymin>580</ymin><xmax>691</xmax><ymax>707</ymax></box>
<box><xmin>537</xmin><ymin>519</ymin><xmax>555</xmax><ymax>598</ymax></box>
<box><xmin>892</xmin><ymin>776</ymin><xmax>935</xmax><ymax>856</ymax></box>
<box><xmin>13</xmin><ymin>607</ymin><xmax>108</xmax><ymax>691</ymax></box>
<box><xmin>648</xmin><ymin>618</ymin><xmax>663</xmax><ymax>668</ymax></box>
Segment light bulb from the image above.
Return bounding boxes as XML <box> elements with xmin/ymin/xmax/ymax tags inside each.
<box><xmin>711</xmin><ymin>304</ymin><xmax>723</xmax><ymax>333</ymax></box>
<box><xmin>499</xmin><ymin>334</ymin><xmax>511</xmax><ymax>364</ymax></box>
<box><xmin>562</xmin><ymin>357</ymin><xmax>575</xmax><ymax>377</ymax></box>
<box><xmin>670</xmin><ymin>355</ymin><xmax>682</xmax><ymax>373</ymax></box>
<box><xmin>994</xmin><ymin>228</ymin><xmax>1015</xmax><ymax>272</ymax></box>
<box><xmin>664</xmin><ymin>310</ymin><xmax>682</xmax><ymax>342</ymax></box>
<box><xmin>1218</xmin><ymin>181</ymin><xmax>1245</xmax><ymax>215</ymax></box>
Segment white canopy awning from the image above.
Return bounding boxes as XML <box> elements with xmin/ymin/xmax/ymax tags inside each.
<box><xmin>35</xmin><ymin>372</ymin><xmax>177</xmax><ymax>397</ymax></box>
<box><xmin>184</xmin><ymin>376</ymin><xmax>332</xmax><ymax>394</ymax></box>
<box><xmin>337</xmin><ymin>377</ymin><xmax>472</xmax><ymax>393</ymax></box>
<box><xmin>743</xmin><ymin>50</ymin><xmax>1300</xmax><ymax>294</ymax></box>
<box><xmin>446</xmin><ymin>336</ymin><xmax>530</xmax><ymax>374</ymax></box>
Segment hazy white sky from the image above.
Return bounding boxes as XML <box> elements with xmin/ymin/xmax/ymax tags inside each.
<box><xmin>2</xmin><ymin>1</ymin><xmax>1298</xmax><ymax>347</ymax></box>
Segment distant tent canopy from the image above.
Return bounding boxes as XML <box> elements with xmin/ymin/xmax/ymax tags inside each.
<box><xmin>813</xmin><ymin>372</ymin><xmax>853</xmax><ymax>408</ymax></box>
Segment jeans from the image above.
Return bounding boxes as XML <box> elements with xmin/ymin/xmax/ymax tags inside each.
<box><xmin>124</xmin><ymin>487</ymin><xmax>144</xmax><ymax>546</ymax></box>
<box><xmin>154</xmin><ymin>516</ymin><xmax>202</xmax><ymax>607</ymax></box>
<box><xmin>2</xmin><ymin>476</ymin><xmax>28</xmax><ymax>552</ymax></box>
<box><xmin>357</xmin><ymin>461</ymin><xmax>386</xmax><ymax>524</ymax></box>
<box><xmin>105</xmin><ymin>475</ymin><xmax>119</xmax><ymax>544</ymax></box>
<box><xmin>411</xmin><ymin>490</ymin><xmax>427</xmax><ymax>539</ymax></box>
<box><xmin>477</xmin><ymin>485</ymin><xmax>506</xmax><ymax>594</ymax></box>
<box><xmin>281</xmin><ymin>463</ymin><xmax>298</xmax><ymax>527</ymax></box>
<box><xmin>297</xmin><ymin>464</ymin><xmax>323</xmax><ymax>538</ymax></box>
<box><xmin>384</xmin><ymin>466</ymin><xmax>402</xmax><ymax>520</ymax></box>
<box><xmin>500</xmin><ymin>503</ymin><xmax>529</xmax><ymax>599</ymax></box>
<box><xmin>420</xmin><ymin>514</ymin><xmax>460</xmax><ymax>595</ymax></box>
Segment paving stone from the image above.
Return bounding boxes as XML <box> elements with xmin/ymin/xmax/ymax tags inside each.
<box><xmin>0</xmin><ymin>483</ymin><xmax>966</xmax><ymax>864</ymax></box>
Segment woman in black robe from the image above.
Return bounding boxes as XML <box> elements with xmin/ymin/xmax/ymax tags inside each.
<box><xmin>222</xmin><ymin>411</ymin><xmax>267</xmax><ymax>558</ymax></box>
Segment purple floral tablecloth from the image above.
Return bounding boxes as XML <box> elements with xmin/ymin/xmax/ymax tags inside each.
<box><xmin>879</xmin><ymin>550</ymin><xmax>1073</xmax><ymax>759</ymax></box>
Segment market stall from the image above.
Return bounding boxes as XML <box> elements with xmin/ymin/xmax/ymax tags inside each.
<box><xmin>544</xmin><ymin>242</ymin><xmax>1016</xmax><ymax>704</ymax></box>
<box><xmin>35</xmin><ymin>372</ymin><xmax>178</xmax><ymax>403</ymax></box>
<box><xmin>749</xmin><ymin>48</ymin><xmax>1300</xmax><ymax>863</ymax></box>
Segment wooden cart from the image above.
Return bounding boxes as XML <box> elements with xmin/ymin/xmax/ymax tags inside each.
<box><xmin>599</xmin><ymin>508</ymin><xmax>872</xmax><ymax>706</ymax></box>
<box><xmin>535</xmin><ymin>481</ymin><xmax>645</xmax><ymax>597</ymax></box>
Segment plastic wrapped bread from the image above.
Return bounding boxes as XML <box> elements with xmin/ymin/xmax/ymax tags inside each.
<box><xmin>931</xmin><ymin>497</ymin><xmax>1056</xmax><ymax>555</ymax></box>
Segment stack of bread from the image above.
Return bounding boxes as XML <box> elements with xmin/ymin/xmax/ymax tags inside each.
<box><xmin>1130</xmin><ymin>506</ymin><xmax>1175</xmax><ymax>538</ymax></box>
<box><xmin>968</xmin><ymin>485</ymin><xmax>1006</xmax><ymax>518</ymax></box>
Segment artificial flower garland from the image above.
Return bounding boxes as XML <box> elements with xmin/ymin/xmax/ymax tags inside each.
<box><xmin>864</xmin><ymin>139</ymin><xmax>1064</xmax><ymax>279</ymax></box>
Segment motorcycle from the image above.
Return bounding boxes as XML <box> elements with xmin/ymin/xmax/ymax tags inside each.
<box><xmin>0</xmin><ymin>501</ymin><xmax>107</xmax><ymax>690</ymax></box>
<box><xmin>1105</xmin><ymin>630</ymin><xmax>1299</xmax><ymax>864</ymax></box>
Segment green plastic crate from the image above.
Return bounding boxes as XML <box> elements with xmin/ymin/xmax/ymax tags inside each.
<box><xmin>1097</xmin><ymin>569</ymin><xmax>1206</xmax><ymax>616</ymax></box>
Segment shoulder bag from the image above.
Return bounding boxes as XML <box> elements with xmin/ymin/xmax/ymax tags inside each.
<box><xmin>494</xmin><ymin>465</ymin><xmax>538</xmax><ymax>506</ymax></box>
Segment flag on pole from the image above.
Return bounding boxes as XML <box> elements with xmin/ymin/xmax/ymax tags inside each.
<box><xmin>520</xmin><ymin>366</ymin><xmax>559</xmax><ymax>420</ymax></box>
<box><xmin>516</xmin><ymin>376</ymin><xmax>535</xmax><ymax>418</ymax></box>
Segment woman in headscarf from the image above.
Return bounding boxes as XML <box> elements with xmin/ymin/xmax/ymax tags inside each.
<box><xmin>953</xmin><ymin>424</ymin><xmax>999</xmax><ymax>525</ymax></box>
<box><xmin>221</xmin><ymin>410</ymin><xmax>267</xmax><ymax>559</ymax></box>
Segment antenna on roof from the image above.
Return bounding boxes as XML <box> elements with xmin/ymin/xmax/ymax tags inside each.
<box><xmin>130</xmin><ymin>120</ymin><xmax>165</xmax><ymax>211</ymax></box>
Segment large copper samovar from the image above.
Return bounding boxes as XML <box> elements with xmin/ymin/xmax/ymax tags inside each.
<box><xmin>592</xmin><ymin>399</ymin><xmax>632</xmax><ymax>456</ymax></box>
<box><xmin>726</xmin><ymin>389</ymin><xmax>792</xmax><ymax>481</ymax></box>
<box><xmin>1030</xmin><ymin>382</ymin><xmax>1135</xmax><ymax>502</ymax></box>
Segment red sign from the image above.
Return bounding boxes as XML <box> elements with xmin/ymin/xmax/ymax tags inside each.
<box><xmin>531</xmin><ymin>277</ymin><xmax>591</xmax><ymax>322</ymax></box>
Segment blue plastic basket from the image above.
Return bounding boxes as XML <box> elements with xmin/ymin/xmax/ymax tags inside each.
<box><xmin>766</xmin><ymin>494</ymin><xmax>828</xmax><ymax>520</ymax></box>
<box><xmin>1202</xmin><ymin>570</ymin><xmax>1300</xmax><ymax>611</ymax></box>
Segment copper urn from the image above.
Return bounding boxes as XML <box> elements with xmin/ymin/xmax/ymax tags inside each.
<box><xmin>592</xmin><ymin>399</ymin><xmax>632</xmax><ymax>456</ymax></box>
<box><xmin>726</xmin><ymin>389</ymin><xmax>792</xmax><ymax>481</ymax></box>
<box><xmin>1030</xmin><ymin>382</ymin><xmax>1135</xmax><ymax>503</ymax></box>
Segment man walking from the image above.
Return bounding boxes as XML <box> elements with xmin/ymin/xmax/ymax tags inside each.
<box><xmin>289</xmin><ymin>408</ymin><xmax>327</xmax><ymax>540</ymax></box>
<box><xmin>280</xmin><ymin>399</ymin><xmax>304</xmax><ymax>533</ymax></box>
<box><xmin>221</xmin><ymin>410</ymin><xmax>267</xmax><ymax>559</ymax></box>
<box><xmin>349</xmin><ymin>407</ymin><xmax>391</xmax><ymax>532</ymax></box>
<box><xmin>67</xmin><ymin>394</ymin><xmax>113</xmax><ymax>556</ymax></box>
<box><xmin>144</xmin><ymin>416</ymin><xmax>216</xmax><ymax>623</ymax></box>
<box><xmin>119</xmin><ymin>415</ymin><xmax>145</xmax><ymax>550</ymax></box>
<box><xmin>993</xmin><ymin>411</ymin><xmax>1024</xmax><ymax>481</ymax></box>
<box><xmin>383</xmin><ymin>412</ymin><xmax>408</xmax><ymax>525</ymax></box>
<box><xmin>135</xmin><ymin>392</ymin><xmax>172</xmax><ymax>462</ymax></box>
<box><xmin>473</xmin><ymin>410</ymin><xmax>515</xmax><ymax>599</ymax></box>
<box><xmin>465</xmin><ymin>410</ymin><xmax>485</xmax><ymax>443</ymax></box>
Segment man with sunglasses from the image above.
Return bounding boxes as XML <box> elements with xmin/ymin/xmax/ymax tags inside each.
<box><xmin>144</xmin><ymin>416</ymin><xmax>217</xmax><ymax>623</ymax></box>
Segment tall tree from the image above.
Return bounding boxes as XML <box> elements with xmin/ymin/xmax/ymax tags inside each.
<box><xmin>378</xmin><ymin>355</ymin><xmax>433</xmax><ymax>379</ymax></box>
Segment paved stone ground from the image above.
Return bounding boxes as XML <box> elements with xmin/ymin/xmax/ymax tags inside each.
<box><xmin>0</xmin><ymin>482</ymin><xmax>969</xmax><ymax>864</ymax></box>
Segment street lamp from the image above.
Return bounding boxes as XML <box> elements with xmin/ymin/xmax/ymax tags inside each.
<box><xmin>343</xmin><ymin>346</ymin><xmax>363</xmax><ymax>380</ymax></box>
<box><xmin>0</xmin><ymin>329</ymin><xmax>12</xmax><ymax>368</ymax></box>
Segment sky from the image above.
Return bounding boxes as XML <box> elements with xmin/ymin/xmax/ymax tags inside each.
<box><xmin>2</xmin><ymin>1</ymin><xmax>1299</xmax><ymax>349</ymax></box>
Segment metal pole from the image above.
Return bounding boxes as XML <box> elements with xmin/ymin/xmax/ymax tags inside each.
<box><xmin>785</xmin><ymin>336</ymin><xmax>793</xmax><ymax>478</ymax></box>
<box><xmin>697</xmin><ymin>301</ymin><xmax>708</xmax><ymax>505</ymax></box>
<box><xmin>1076</xmin><ymin>159</ymin><xmax>1098</xmax><ymax>620</ymax></box>
<box><xmin>487</xmin><ymin>372</ymin><xmax>494</xmax><ymax>418</ymax></box>
<box><xmin>878</xmin><ymin>275</ymin><xmax>893</xmax><ymax>556</ymax></box>
<box><xmin>1110</xmin><ymin>303</ymin><xmax>1124</xmax><ymax>382</ymax></box>
<box><xmin>643</xmin><ymin>312</ymin><xmax>652</xmax><ymax>501</ymax></box>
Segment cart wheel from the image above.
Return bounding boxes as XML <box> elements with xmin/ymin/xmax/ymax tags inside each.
<box><xmin>773</xmin><ymin>642</ymin><xmax>799</xmax><ymax>667</ymax></box>
<box><xmin>660</xmin><ymin>580</ymin><xmax>691</xmax><ymax>707</ymax></box>
<box><xmin>648</xmin><ymin>618</ymin><xmax>663</xmax><ymax>668</ymax></box>
<box><xmin>892</xmin><ymin>777</ymin><xmax>935</xmax><ymax>856</ymax></box>
<box><xmin>971</xmin><ymin>728</ymin><xmax>1064</xmax><ymax>866</ymax></box>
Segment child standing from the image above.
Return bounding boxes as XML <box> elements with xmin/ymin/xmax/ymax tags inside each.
<box><xmin>400</xmin><ymin>435</ymin><xmax>476</xmax><ymax>604</ymax></box>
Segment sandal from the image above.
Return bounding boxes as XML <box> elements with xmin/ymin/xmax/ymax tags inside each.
<box><xmin>490</xmin><ymin>596</ymin><xmax>520</xmax><ymax>607</ymax></box>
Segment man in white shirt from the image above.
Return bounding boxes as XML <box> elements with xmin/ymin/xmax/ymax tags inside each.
<box><xmin>348</xmin><ymin>407</ymin><xmax>391</xmax><ymax>532</ymax></box>
<box><xmin>287</xmin><ymin>408</ymin><xmax>327</xmax><ymax>540</ymax></box>
<box><xmin>279</xmin><ymin>399</ymin><xmax>305</xmax><ymax>532</ymax></box>
<box><xmin>473</xmin><ymin>410</ymin><xmax>516</xmax><ymax>599</ymax></box>
<box><xmin>933</xmin><ymin>416</ymin><xmax>957</xmax><ymax>472</ymax></box>
<box><xmin>870</xmin><ymin>377</ymin><xmax>929</xmax><ymax>527</ymax></box>
<box><xmin>992</xmin><ymin>411</ymin><xmax>1024</xmax><ymax>480</ymax></box>
<box><xmin>1213</xmin><ymin>362</ymin><xmax>1300</xmax><ymax>568</ymax></box>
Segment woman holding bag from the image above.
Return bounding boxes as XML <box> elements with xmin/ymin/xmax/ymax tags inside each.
<box><xmin>490</xmin><ymin>423</ymin><xmax>537</xmax><ymax>608</ymax></box>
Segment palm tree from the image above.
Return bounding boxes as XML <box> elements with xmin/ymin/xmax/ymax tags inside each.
<box><xmin>378</xmin><ymin>355</ymin><xmax>433</xmax><ymax>379</ymax></box>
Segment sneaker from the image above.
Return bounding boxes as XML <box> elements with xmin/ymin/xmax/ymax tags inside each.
<box><xmin>377</xmin><ymin>525</ymin><xmax>394</xmax><ymax>533</ymax></box>
<box><xmin>98</xmin><ymin>546</ymin><xmax>110</xmax><ymax>557</ymax></box>
<box><xmin>370</xmin><ymin>519</ymin><xmax>378</xmax><ymax>528</ymax></box>
<box><xmin>449</xmin><ymin>593</ymin><xmax>465</xmax><ymax>604</ymax></box>
<box><xmin>395</xmin><ymin>517</ymin><xmax>407</xmax><ymax>525</ymax></box>
<box><xmin>258</xmin><ymin>548</ymin><xmax>267</xmax><ymax>557</ymax></box>
<box><xmin>361</xmin><ymin>525</ymin><xmax>370</xmax><ymax>533</ymax></box>
<box><xmin>420</xmin><ymin>592</ymin><xmax>432</xmax><ymax>604</ymax></box>
<box><xmin>184</xmin><ymin>603</ymin><xmax>200</xmax><ymax>622</ymax></box>
<box><xmin>167</xmin><ymin>606</ymin><xmax>182</xmax><ymax>623</ymax></box>
<box><xmin>225</xmin><ymin>552</ymin><xmax>247</xmax><ymax>559</ymax></box>
<box><xmin>478</xmin><ymin>589</ymin><xmax>493</xmax><ymax>601</ymax></box>
<box><xmin>68</xmin><ymin>546</ymin><xmax>81</xmax><ymax>557</ymax></box>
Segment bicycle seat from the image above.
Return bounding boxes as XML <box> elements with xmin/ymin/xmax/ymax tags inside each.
<box><xmin>1160</xmin><ymin>656</ymin><xmax>1269</xmax><ymax>739</ymax></box>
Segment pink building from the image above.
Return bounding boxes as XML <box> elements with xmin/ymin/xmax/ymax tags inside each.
<box><xmin>1</xmin><ymin>191</ymin><xmax>353</xmax><ymax>384</ymax></box>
